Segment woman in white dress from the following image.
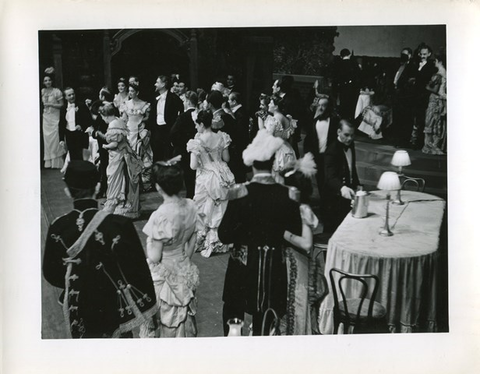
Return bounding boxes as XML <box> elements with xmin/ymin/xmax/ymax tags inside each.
<box><xmin>263</xmin><ymin>95</ymin><xmax>297</xmax><ymax>183</ymax></box>
<box><xmin>187</xmin><ymin>110</ymin><xmax>235</xmax><ymax>258</ymax></box>
<box><xmin>113</xmin><ymin>77</ymin><xmax>128</xmax><ymax>116</ymax></box>
<box><xmin>140</xmin><ymin>161</ymin><xmax>201</xmax><ymax>338</ymax></box>
<box><xmin>122</xmin><ymin>83</ymin><xmax>153</xmax><ymax>191</ymax></box>
<box><xmin>41</xmin><ymin>71</ymin><xmax>66</xmax><ymax>168</ymax></box>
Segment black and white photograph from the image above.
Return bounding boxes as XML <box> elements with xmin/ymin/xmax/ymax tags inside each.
<box><xmin>2</xmin><ymin>0</ymin><xmax>480</xmax><ymax>373</ymax></box>
<box><xmin>39</xmin><ymin>24</ymin><xmax>448</xmax><ymax>339</ymax></box>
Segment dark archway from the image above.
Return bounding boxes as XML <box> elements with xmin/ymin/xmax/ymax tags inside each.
<box><xmin>110</xmin><ymin>30</ymin><xmax>191</xmax><ymax>102</ymax></box>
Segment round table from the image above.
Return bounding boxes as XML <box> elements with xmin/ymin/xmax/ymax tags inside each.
<box><xmin>319</xmin><ymin>190</ymin><xmax>446</xmax><ymax>333</ymax></box>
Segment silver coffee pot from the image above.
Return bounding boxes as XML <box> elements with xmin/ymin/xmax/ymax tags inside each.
<box><xmin>352</xmin><ymin>190</ymin><xmax>369</xmax><ymax>218</ymax></box>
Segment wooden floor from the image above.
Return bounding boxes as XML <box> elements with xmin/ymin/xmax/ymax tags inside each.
<box><xmin>41</xmin><ymin>134</ymin><xmax>448</xmax><ymax>337</ymax></box>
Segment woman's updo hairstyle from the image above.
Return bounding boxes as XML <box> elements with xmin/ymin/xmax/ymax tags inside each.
<box><xmin>435</xmin><ymin>50</ymin><xmax>446</xmax><ymax>69</ymax></box>
<box><xmin>283</xmin><ymin>170</ymin><xmax>313</xmax><ymax>204</ymax></box>
<box><xmin>152</xmin><ymin>162</ymin><xmax>184</xmax><ymax>196</ymax></box>
<box><xmin>99</xmin><ymin>103</ymin><xmax>116</xmax><ymax>117</ymax></box>
<box><xmin>196</xmin><ymin>110</ymin><xmax>213</xmax><ymax>129</ymax></box>
<box><xmin>259</xmin><ymin>93</ymin><xmax>270</xmax><ymax>103</ymax></box>
<box><xmin>129</xmin><ymin>82</ymin><xmax>140</xmax><ymax>93</ymax></box>
<box><xmin>270</xmin><ymin>93</ymin><xmax>286</xmax><ymax>113</ymax></box>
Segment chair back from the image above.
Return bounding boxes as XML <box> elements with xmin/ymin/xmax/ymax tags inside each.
<box><xmin>401</xmin><ymin>177</ymin><xmax>426</xmax><ymax>192</ymax></box>
<box><xmin>261</xmin><ymin>307</ymin><xmax>281</xmax><ymax>336</ymax></box>
<box><xmin>329</xmin><ymin>268</ymin><xmax>380</xmax><ymax>332</ymax></box>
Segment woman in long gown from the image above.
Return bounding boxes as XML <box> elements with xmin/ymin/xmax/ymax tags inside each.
<box><xmin>41</xmin><ymin>72</ymin><xmax>66</xmax><ymax>168</ymax></box>
<box><xmin>113</xmin><ymin>77</ymin><xmax>128</xmax><ymax>116</ymax></box>
<box><xmin>187</xmin><ymin>110</ymin><xmax>235</xmax><ymax>258</ymax></box>
<box><xmin>422</xmin><ymin>53</ymin><xmax>447</xmax><ymax>155</ymax></box>
<box><xmin>263</xmin><ymin>95</ymin><xmax>297</xmax><ymax>183</ymax></box>
<box><xmin>101</xmin><ymin>103</ymin><xmax>143</xmax><ymax>218</ymax></box>
<box><xmin>140</xmin><ymin>161</ymin><xmax>201</xmax><ymax>338</ymax></box>
<box><xmin>122</xmin><ymin>82</ymin><xmax>153</xmax><ymax>191</ymax></box>
<box><xmin>281</xmin><ymin>153</ymin><xmax>326</xmax><ymax>335</ymax></box>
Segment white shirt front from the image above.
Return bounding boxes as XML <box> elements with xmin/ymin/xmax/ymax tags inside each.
<box><xmin>231</xmin><ymin>104</ymin><xmax>242</xmax><ymax>114</ymax></box>
<box><xmin>344</xmin><ymin>147</ymin><xmax>353</xmax><ymax>183</ymax></box>
<box><xmin>315</xmin><ymin>117</ymin><xmax>330</xmax><ymax>153</ymax></box>
<box><xmin>66</xmin><ymin>103</ymin><xmax>76</xmax><ymax>131</ymax></box>
<box><xmin>156</xmin><ymin>91</ymin><xmax>167</xmax><ymax>125</ymax></box>
<box><xmin>418</xmin><ymin>61</ymin><xmax>427</xmax><ymax>70</ymax></box>
<box><xmin>339</xmin><ymin>136</ymin><xmax>353</xmax><ymax>184</ymax></box>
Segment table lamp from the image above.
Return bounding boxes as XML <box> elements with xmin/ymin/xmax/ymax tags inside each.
<box><xmin>377</xmin><ymin>171</ymin><xmax>401</xmax><ymax>236</ymax></box>
<box><xmin>391</xmin><ymin>150</ymin><xmax>411</xmax><ymax>205</ymax></box>
<box><xmin>391</xmin><ymin>150</ymin><xmax>411</xmax><ymax>175</ymax></box>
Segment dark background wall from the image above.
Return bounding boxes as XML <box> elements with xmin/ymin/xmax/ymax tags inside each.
<box><xmin>335</xmin><ymin>25</ymin><xmax>446</xmax><ymax>57</ymax></box>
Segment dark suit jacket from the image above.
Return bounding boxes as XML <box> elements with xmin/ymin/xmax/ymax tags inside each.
<box><xmin>304</xmin><ymin>115</ymin><xmax>339</xmax><ymax>157</ymax></box>
<box><xmin>232</xmin><ymin>106</ymin><xmax>249</xmax><ymax>151</ymax></box>
<box><xmin>170</xmin><ymin>108</ymin><xmax>197</xmax><ymax>157</ymax></box>
<box><xmin>414</xmin><ymin>60</ymin><xmax>436</xmax><ymax>92</ymax></box>
<box><xmin>324</xmin><ymin>139</ymin><xmax>360</xmax><ymax>195</ymax></box>
<box><xmin>281</xmin><ymin>90</ymin><xmax>307</xmax><ymax>136</ymax></box>
<box><xmin>59</xmin><ymin>101</ymin><xmax>92</xmax><ymax>141</ymax></box>
<box><xmin>150</xmin><ymin>91</ymin><xmax>184</xmax><ymax>130</ymax></box>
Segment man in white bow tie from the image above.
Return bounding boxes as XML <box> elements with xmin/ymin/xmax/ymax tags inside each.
<box><xmin>150</xmin><ymin>75</ymin><xmax>184</xmax><ymax>162</ymax></box>
<box><xmin>59</xmin><ymin>87</ymin><xmax>92</xmax><ymax>161</ymax></box>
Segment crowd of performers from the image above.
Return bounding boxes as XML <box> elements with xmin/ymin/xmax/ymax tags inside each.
<box><xmin>41</xmin><ymin>43</ymin><xmax>446</xmax><ymax>338</ymax></box>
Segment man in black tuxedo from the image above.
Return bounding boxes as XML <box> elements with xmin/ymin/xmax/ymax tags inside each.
<box><xmin>410</xmin><ymin>44</ymin><xmax>437</xmax><ymax>149</ymax></box>
<box><xmin>392</xmin><ymin>47</ymin><xmax>417</xmax><ymax>147</ymax></box>
<box><xmin>332</xmin><ymin>49</ymin><xmax>361</xmax><ymax>122</ymax></box>
<box><xmin>303</xmin><ymin>97</ymin><xmax>339</xmax><ymax>220</ymax></box>
<box><xmin>59</xmin><ymin>87</ymin><xmax>92</xmax><ymax>161</ymax></box>
<box><xmin>227</xmin><ymin>91</ymin><xmax>249</xmax><ymax>183</ymax></box>
<box><xmin>224</xmin><ymin>74</ymin><xmax>237</xmax><ymax>96</ymax></box>
<box><xmin>324</xmin><ymin>119</ymin><xmax>360</xmax><ymax>234</ymax></box>
<box><xmin>150</xmin><ymin>75</ymin><xmax>184</xmax><ymax>162</ymax></box>
<box><xmin>208</xmin><ymin>90</ymin><xmax>245</xmax><ymax>182</ymax></box>
<box><xmin>170</xmin><ymin>91</ymin><xmax>198</xmax><ymax>198</ymax></box>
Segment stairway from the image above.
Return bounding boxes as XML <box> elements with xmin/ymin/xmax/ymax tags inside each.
<box><xmin>354</xmin><ymin>137</ymin><xmax>447</xmax><ymax>199</ymax></box>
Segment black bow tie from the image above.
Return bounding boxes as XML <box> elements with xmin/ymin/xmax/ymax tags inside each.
<box><xmin>343</xmin><ymin>144</ymin><xmax>352</xmax><ymax>151</ymax></box>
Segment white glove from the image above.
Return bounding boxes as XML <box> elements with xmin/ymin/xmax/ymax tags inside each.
<box><xmin>341</xmin><ymin>186</ymin><xmax>355</xmax><ymax>200</ymax></box>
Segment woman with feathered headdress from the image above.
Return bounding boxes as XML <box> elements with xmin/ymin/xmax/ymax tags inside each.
<box><xmin>280</xmin><ymin>153</ymin><xmax>327</xmax><ymax>335</ymax></box>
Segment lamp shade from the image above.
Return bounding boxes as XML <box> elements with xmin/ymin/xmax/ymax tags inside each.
<box><xmin>377</xmin><ymin>171</ymin><xmax>401</xmax><ymax>191</ymax></box>
<box><xmin>391</xmin><ymin>150</ymin><xmax>411</xmax><ymax>167</ymax></box>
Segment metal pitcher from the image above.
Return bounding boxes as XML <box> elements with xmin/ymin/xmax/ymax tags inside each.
<box><xmin>352</xmin><ymin>190</ymin><xmax>369</xmax><ymax>218</ymax></box>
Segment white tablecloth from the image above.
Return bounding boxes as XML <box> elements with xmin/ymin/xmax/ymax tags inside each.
<box><xmin>319</xmin><ymin>190</ymin><xmax>446</xmax><ymax>333</ymax></box>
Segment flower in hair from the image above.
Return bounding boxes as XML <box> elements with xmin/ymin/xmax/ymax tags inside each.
<box><xmin>284</xmin><ymin>152</ymin><xmax>317</xmax><ymax>178</ymax></box>
<box><xmin>45</xmin><ymin>67</ymin><xmax>55</xmax><ymax>74</ymax></box>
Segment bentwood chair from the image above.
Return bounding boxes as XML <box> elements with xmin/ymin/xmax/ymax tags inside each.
<box><xmin>401</xmin><ymin>176</ymin><xmax>426</xmax><ymax>192</ymax></box>
<box><xmin>329</xmin><ymin>268</ymin><xmax>387</xmax><ymax>334</ymax></box>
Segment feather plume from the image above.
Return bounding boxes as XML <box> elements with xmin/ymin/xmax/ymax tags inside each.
<box><xmin>242</xmin><ymin>129</ymin><xmax>284</xmax><ymax>167</ymax></box>
<box><xmin>284</xmin><ymin>152</ymin><xmax>317</xmax><ymax>178</ymax></box>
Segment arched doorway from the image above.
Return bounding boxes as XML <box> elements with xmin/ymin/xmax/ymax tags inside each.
<box><xmin>110</xmin><ymin>29</ymin><xmax>191</xmax><ymax>102</ymax></box>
